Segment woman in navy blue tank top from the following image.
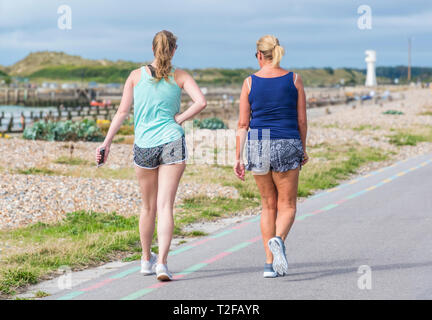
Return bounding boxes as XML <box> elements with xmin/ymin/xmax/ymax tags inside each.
<box><xmin>234</xmin><ymin>35</ymin><xmax>309</xmax><ymax>278</ymax></box>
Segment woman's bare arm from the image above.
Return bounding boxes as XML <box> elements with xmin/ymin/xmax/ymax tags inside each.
<box><xmin>236</xmin><ymin>77</ymin><xmax>251</xmax><ymax>161</ymax></box>
<box><xmin>95</xmin><ymin>69</ymin><xmax>137</xmax><ymax>165</ymax></box>
<box><xmin>103</xmin><ymin>70</ymin><xmax>137</xmax><ymax>144</ymax></box>
<box><xmin>295</xmin><ymin>73</ymin><xmax>308</xmax><ymax>164</ymax></box>
<box><xmin>173</xmin><ymin>69</ymin><xmax>206</xmax><ymax>124</ymax></box>
<box><xmin>234</xmin><ymin>77</ymin><xmax>251</xmax><ymax>180</ymax></box>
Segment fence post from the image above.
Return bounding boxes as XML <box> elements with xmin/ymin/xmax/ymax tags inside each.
<box><xmin>7</xmin><ymin>116</ymin><xmax>13</xmax><ymax>132</ymax></box>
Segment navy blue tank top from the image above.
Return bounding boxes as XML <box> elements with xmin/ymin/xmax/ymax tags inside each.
<box><xmin>248</xmin><ymin>72</ymin><xmax>300</xmax><ymax>140</ymax></box>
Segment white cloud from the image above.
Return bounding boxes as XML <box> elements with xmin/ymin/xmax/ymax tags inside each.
<box><xmin>0</xmin><ymin>0</ymin><xmax>430</xmax><ymax>68</ymax></box>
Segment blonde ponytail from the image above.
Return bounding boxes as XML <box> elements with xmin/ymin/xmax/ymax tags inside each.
<box><xmin>272</xmin><ymin>44</ymin><xmax>285</xmax><ymax>67</ymax></box>
<box><xmin>152</xmin><ymin>30</ymin><xmax>177</xmax><ymax>82</ymax></box>
<box><xmin>256</xmin><ymin>35</ymin><xmax>285</xmax><ymax>67</ymax></box>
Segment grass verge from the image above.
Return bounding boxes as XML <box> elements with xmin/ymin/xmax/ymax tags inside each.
<box><xmin>53</xmin><ymin>156</ymin><xmax>91</xmax><ymax>166</ymax></box>
<box><xmin>16</xmin><ymin>167</ymin><xmax>59</xmax><ymax>176</ymax></box>
<box><xmin>353</xmin><ymin>124</ymin><xmax>381</xmax><ymax>131</ymax></box>
<box><xmin>0</xmin><ymin>210</ymin><xmax>142</xmax><ymax>298</ymax></box>
<box><xmin>298</xmin><ymin>145</ymin><xmax>388</xmax><ymax>197</ymax></box>
<box><xmin>387</xmin><ymin>127</ymin><xmax>432</xmax><ymax>146</ymax></box>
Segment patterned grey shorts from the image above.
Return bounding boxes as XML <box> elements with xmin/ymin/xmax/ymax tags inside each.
<box><xmin>133</xmin><ymin>136</ymin><xmax>187</xmax><ymax>169</ymax></box>
<box><xmin>245</xmin><ymin>138</ymin><xmax>304</xmax><ymax>173</ymax></box>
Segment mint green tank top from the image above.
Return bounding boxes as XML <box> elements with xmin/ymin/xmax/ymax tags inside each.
<box><xmin>133</xmin><ymin>66</ymin><xmax>184</xmax><ymax>148</ymax></box>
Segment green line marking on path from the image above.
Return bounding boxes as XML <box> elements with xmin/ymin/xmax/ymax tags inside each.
<box><xmin>169</xmin><ymin>245</ymin><xmax>195</xmax><ymax>256</ymax></box>
<box><xmin>110</xmin><ymin>266</ymin><xmax>140</xmax><ymax>279</ymax></box>
<box><xmin>210</xmin><ymin>229</ymin><xmax>234</xmax><ymax>238</ymax></box>
<box><xmin>296</xmin><ymin>213</ymin><xmax>313</xmax><ymax>221</ymax></box>
<box><xmin>121</xmin><ymin>288</ymin><xmax>155</xmax><ymax>300</ymax></box>
<box><xmin>226</xmin><ymin>242</ymin><xmax>252</xmax><ymax>252</ymax></box>
<box><xmin>178</xmin><ymin>262</ymin><xmax>208</xmax><ymax>275</ymax></box>
<box><xmin>321</xmin><ymin>203</ymin><xmax>339</xmax><ymax>211</ymax></box>
<box><xmin>57</xmin><ymin>291</ymin><xmax>84</xmax><ymax>300</ymax></box>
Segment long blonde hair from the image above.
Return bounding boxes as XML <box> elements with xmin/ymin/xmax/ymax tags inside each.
<box><xmin>152</xmin><ymin>30</ymin><xmax>177</xmax><ymax>82</ymax></box>
<box><xmin>256</xmin><ymin>35</ymin><xmax>285</xmax><ymax>67</ymax></box>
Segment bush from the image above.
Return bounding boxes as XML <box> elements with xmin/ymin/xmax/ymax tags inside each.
<box><xmin>23</xmin><ymin>119</ymin><xmax>104</xmax><ymax>142</ymax></box>
<box><xmin>383</xmin><ymin>110</ymin><xmax>404</xmax><ymax>115</ymax></box>
<box><xmin>194</xmin><ymin>117</ymin><xmax>227</xmax><ymax>130</ymax></box>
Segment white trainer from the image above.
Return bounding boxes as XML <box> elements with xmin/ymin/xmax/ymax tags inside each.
<box><xmin>140</xmin><ymin>252</ymin><xmax>157</xmax><ymax>275</ymax></box>
<box><xmin>156</xmin><ymin>263</ymin><xmax>173</xmax><ymax>281</ymax></box>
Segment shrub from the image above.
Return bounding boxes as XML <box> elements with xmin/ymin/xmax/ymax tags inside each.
<box><xmin>23</xmin><ymin>119</ymin><xmax>104</xmax><ymax>142</ymax></box>
<box><xmin>383</xmin><ymin>110</ymin><xmax>404</xmax><ymax>115</ymax></box>
<box><xmin>194</xmin><ymin>117</ymin><xmax>227</xmax><ymax>130</ymax></box>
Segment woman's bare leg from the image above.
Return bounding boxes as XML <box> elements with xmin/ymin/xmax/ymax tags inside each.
<box><xmin>156</xmin><ymin>162</ymin><xmax>186</xmax><ymax>264</ymax></box>
<box><xmin>271</xmin><ymin>168</ymin><xmax>300</xmax><ymax>241</ymax></box>
<box><xmin>253</xmin><ymin>172</ymin><xmax>278</xmax><ymax>264</ymax></box>
<box><xmin>135</xmin><ymin>166</ymin><xmax>159</xmax><ymax>261</ymax></box>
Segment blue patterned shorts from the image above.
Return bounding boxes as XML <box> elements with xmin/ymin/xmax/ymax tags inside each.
<box><xmin>133</xmin><ymin>136</ymin><xmax>187</xmax><ymax>169</ymax></box>
<box><xmin>245</xmin><ymin>138</ymin><xmax>304</xmax><ymax>173</ymax></box>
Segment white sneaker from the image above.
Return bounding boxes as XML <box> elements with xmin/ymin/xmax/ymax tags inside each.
<box><xmin>263</xmin><ymin>263</ymin><xmax>278</xmax><ymax>278</ymax></box>
<box><xmin>268</xmin><ymin>236</ymin><xmax>289</xmax><ymax>276</ymax></box>
<box><xmin>156</xmin><ymin>263</ymin><xmax>173</xmax><ymax>281</ymax></box>
<box><xmin>140</xmin><ymin>252</ymin><xmax>157</xmax><ymax>275</ymax></box>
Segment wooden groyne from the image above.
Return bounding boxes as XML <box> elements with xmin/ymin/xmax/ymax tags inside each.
<box><xmin>0</xmin><ymin>88</ymin><xmax>122</xmax><ymax>106</ymax></box>
<box><xmin>0</xmin><ymin>105</ymin><xmax>118</xmax><ymax>133</ymax></box>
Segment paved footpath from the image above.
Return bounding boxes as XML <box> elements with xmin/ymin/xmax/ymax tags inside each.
<box><xmin>46</xmin><ymin>153</ymin><xmax>432</xmax><ymax>300</ymax></box>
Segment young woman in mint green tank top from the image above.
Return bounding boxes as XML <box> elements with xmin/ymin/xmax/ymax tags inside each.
<box><xmin>133</xmin><ymin>65</ymin><xmax>184</xmax><ymax>148</ymax></box>
<box><xmin>95</xmin><ymin>30</ymin><xmax>207</xmax><ymax>281</ymax></box>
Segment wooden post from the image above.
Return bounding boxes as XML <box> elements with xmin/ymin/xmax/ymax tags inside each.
<box><xmin>7</xmin><ymin>116</ymin><xmax>13</xmax><ymax>132</ymax></box>
<box><xmin>21</xmin><ymin>112</ymin><xmax>26</xmax><ymax>131</ymax></box>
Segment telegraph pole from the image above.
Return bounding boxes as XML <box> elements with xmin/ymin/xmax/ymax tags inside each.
<box><xmin>408</xmin><ymin>37</ymin><xmax>412</xmax><ymax>82</ymax></box>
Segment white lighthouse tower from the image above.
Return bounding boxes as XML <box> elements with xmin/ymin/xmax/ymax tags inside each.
<box><xmin>365</xmin><ymin>50</ymin><xmax>377</xmax><ymax>87</ymax></box>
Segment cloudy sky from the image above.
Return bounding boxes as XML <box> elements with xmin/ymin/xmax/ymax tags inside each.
<box><xmin>0</xmin><ymin>0</ymin><xmax>431</xmax><ymax>69</ymax></box>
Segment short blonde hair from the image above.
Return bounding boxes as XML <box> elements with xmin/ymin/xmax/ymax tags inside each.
<box><xmin>256</xmin><ymin>35</ymin><xmax>285</xmax><ymax>67</ymax></box>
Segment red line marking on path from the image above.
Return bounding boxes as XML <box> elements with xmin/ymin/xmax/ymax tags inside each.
<box><xmin>248</xmin><ymin>235</ymin><xmax>262</xmax><ymax>243</ymax></box>
<box><xmin>192</xmin><ymin>238</ymin><xmax>212</xmax><ymax>246</ymax></box>
<box><xmin>310</xmin><ymin>209</ymin><xmax>324</xmax><ymax>215</ymax></box>
<box><xmin>335</xmin><ymin>199</ymin><xmax>348</xmax><ymax>204</ymax></box>
<box><xmin>203</xmin><ymin>252</ymin><xmax>232</xmax><ymax>264</ymax></box>
<box><xmin>148</xmin><ymin>282</ymin><xmax>167</xmax><ymax>289</ymax></box>
<box><xmin>82</xmin><ymin>278</ymin><xmax>114</xmax><ymax>292</ymax></box>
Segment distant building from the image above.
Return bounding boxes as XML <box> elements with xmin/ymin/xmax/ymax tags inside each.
<box><xmin>61</xmin><ymin>83</ymin><xmax>78</xmax><ymax>89</ymax></box>
<box><xmin>105</xmin><ymin>83</ymin><xmax>121</xmax><ymax>89</ymax></box>
<box><xmin>42</xmin><ymin>82</ymin><xmax>59</xmax><ymax>89</ymax></box>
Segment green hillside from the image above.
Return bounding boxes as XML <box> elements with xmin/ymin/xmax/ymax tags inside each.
<box><xmin>29</xmin><ymin>64</ymin><xmax>140</xmax><ymax>83</ymax></box>
<box><xmin>2</xmin><ymin>51</ymin><xmax>431</xmax><ymax>86</ymax></box>
<box><xmin>7</xmin><ymin>51</ymin><xmax>127</xmax><ymax>76</ymax></box>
